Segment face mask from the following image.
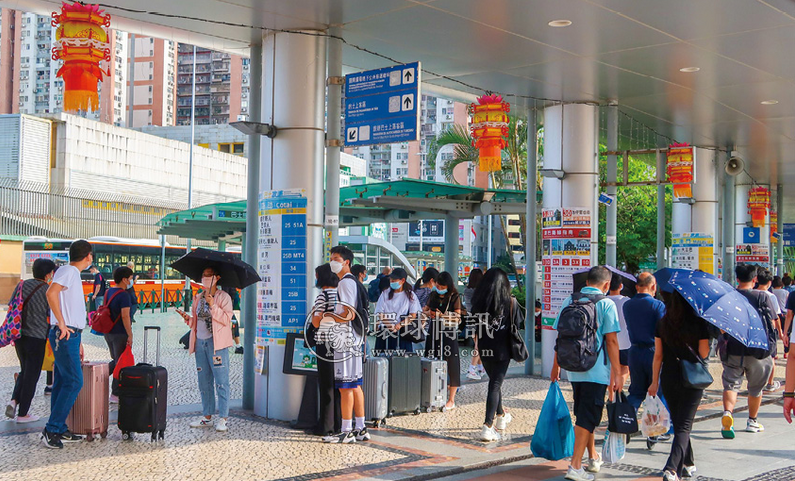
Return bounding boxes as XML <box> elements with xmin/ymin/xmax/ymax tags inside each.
<box><xmin>201</xmin><ymin>276</ymin><xmax>214</xmax><ymax>289</ymax></box>
<box><xmin>329</xmin><ymin>260</ymin><xmax>343</xmax><ymax>274</ymax></box>
<box><xmin>362</xmin><ymin>276</ymin><xmax>368</xmax><ymax>283</ymax></box>
<box><xmin>390</xmin><ymin>281</ymin><xmax>401</xmax><ymax>290</ymax></box>
<box><xmin>434</xmin><ymin>286</ymin><xmax>448</xmax><ymax>295</ymax></box>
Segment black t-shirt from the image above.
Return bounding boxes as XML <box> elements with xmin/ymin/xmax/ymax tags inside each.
<box><xmin>475</xmin><ymin>298</ymin><xmax>521</xmax><ymax>361</ymax></box>
<box><xmin>730</xmin><ymin>289</ymin><xmax>774</xmax><ymax>357</ymax></box>
<box><xmin>105</xmin><ymin>287</ymin><xmax>133</xmax><ymax>335</ymax></box>
<box><xmin>94</xmin><ymin>273</ymin><xmax>107</xmax><ymax>297</ymax></box>
<box><xmin>656</xmin><ymin>315</ymin><xmax>710</xmax><ymax>381</ymax></box>
<box><xmin>424</xmin><ymin>291</ymin><xmax>463</xmax><ymax>353</ymax></box>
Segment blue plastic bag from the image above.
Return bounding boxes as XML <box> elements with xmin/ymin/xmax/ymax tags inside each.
<box><xmin>531</xmin><ymin>381</ymin><xmax>574</xmax><ymax>460</ymax></box>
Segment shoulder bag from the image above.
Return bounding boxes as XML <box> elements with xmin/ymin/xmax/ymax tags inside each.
<box><xmin>508</xmin><ymin>297</ymin><xmax>529</xmax><ymax>362</ymax></box>
<box><xmin>680</xmin><ymin>344</ymin><xmax>713</xmax><ymax>390</ymax></box>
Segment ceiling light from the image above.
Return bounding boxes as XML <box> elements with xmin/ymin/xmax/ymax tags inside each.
<box><xmin>761</xmin><ymin>99</ymin><xmax>779</xmax><ymax>105</ymax></box>
<box><xmin>679</xmin><ymin>67</ymin><xmax>700</xmax><ymax>73</ymax></box>
<box><xmin>548</xmin><ymin>20</ymin><xmax>572</xmax><ymax>27</ymax></box>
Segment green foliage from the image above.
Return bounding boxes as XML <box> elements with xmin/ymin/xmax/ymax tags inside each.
<box><xmin>511</xmin><ymin>286</ymin><xmax>526</xmax><ymax>306</ymax></box>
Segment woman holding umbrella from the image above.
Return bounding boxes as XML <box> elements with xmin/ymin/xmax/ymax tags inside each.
<box><xmin>177</xmin><ymin>266</ymin><xmax>235</xmax><ymax>433</ymax></box>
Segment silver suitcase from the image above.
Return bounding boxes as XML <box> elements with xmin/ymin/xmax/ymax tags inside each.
<box><xmin>421</xmin><ymin>358</ymin><xmax>447</xmax><ymax>413</ymax></box>
<box><xmin>363</xmin><ymin>357</ymin><xmax>389</xmax><ymax>427</ymax></box>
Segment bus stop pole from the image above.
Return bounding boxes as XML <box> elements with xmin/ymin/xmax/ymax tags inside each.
<box><xmin>324</xmin><ymin>26</ymin><xmax>342</xmax><ymax>247</ymax></box>
<box><xmin>160</xmin><ymin>235</ymin><xmax>166</xmax><ymax>312</ymax></box>
<box><xmin>605</xmin><ymin>101</ymin><xmax>618</xmax><ymax>267</ymax></box>
<box><xmin>524</xmin><ymin>109</ymin><xmax>537</xmax><ymax>376</ymax></box>
<box><xmin>656</xmin><ymin>149</ymin><xmax>666</xmax><ymax>270</ymax></box>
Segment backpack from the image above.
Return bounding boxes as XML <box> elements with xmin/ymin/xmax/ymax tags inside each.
<box><xmin>735</xmin><ymin>289</ymin><xmax>776</xmax><ymax>360</ymax></box>
<box><xmin>555</xmin><ymin>292</ymin><xmax>605</xmax><ymax>372</ymax></box>
<box><xmin>0</xmin><ymin>281</ymin><xmax>46</xmax><ymax>348</ymax></box>
<box><xmin>344</xmin><ymin>274</ymin><xmax>370</xmax><ymax>336</ymax></box>
<box><xmin>88</xmin><ymin>290</ymin><xmax>125</xmax><ymax>334</ymax></box>
<box><xmin>368</xmin><ymin>276</ymin><xmax>382</xmax><ymax>303</ymax></box>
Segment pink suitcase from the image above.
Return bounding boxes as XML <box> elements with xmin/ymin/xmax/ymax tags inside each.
<box><xmin>66</xmin><ymin>361</ymin><xmax>109</xmax><ymax>441</ymax></box>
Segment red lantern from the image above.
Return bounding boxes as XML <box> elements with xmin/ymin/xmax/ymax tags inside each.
<box><xmin>771</xmin><ymin>211</ymin><xmax>778</xmax><ymax>242</ymax></box>
<box><xmin>667</xmin><ymin>143</ymin><xmax>694</xmax><ymax>199</ymax></box>
<box><xmin>748</xmin><ymin>187</ymin><xmax>770</xmax><ymax>228</ymax></box>
<box><xmin>469</xmin><ymin>94</ymin><xmax>510</xmax><ymax>172</ymax></box>
<box><xmin>51</xmin><ymin>2</ymin><xmax>111</xmax><ymax>113</ymax></box>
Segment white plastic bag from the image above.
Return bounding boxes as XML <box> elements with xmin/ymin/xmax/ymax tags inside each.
<box><xmin>602</xmin><ymin>430</ymin><xmax>626</xmax><ymax>464</ymax></box>
<box><xmin>640</xmin><ymin>394</ymin><xmax>671</xmax><ymax>438</ymax></box>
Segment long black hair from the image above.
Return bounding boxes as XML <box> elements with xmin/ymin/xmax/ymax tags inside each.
<box><xmin>659</xmin><ymin>291</ymin><xmax>704</xmax><ymax>350</ymax></box>
<box><xmin>467</xmin><ymin>268</ymin><xmax>483</xmax><ymax>289</ymax></box>
<box><xmin>470</xmin><ymin>267</ymin><xmax>511</xmax><ymax>317</ymax></box>
<box><xmin>414</xmin><ymin>267</ymin><xmax>439</xmax><ymax>289</ymax></box>
<box><xmin>388</xmin><ymin>279</ymin><xmax>414</xmax><ymax>301</ymax></box>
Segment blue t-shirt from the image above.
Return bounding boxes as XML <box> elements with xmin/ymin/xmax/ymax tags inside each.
<box><xmin>622</xmin><ymin>293</ymin><xmax>666</xmax><ymax>346</ymax></box>
<box><xmin>553</xmin><ymin>286</ymin><xmax>620</xmax><ymax>385</ymax></box>
<box><xmin>94</xmin><ymin>273</ymin><xmax>107</xmax><ymax>297</ymax></box>
<box><xmin>105</xmin><ymin>287</ymin><xmax>132</xmax><ymax>335</ymax></box>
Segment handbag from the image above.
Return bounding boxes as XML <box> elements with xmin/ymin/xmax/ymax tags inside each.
<box><xmin>680</xmin><ymin>344</ymin><xmax>713</xmax><ymax>390</ymax></box>
<box><xmin>607</xmin><ymin>391</ymin><xmax>639</xmax><ymax>434</ymax></box>
<box><xmin>508</xmin><ymin>298</ymin><xmax>529</xmax><ymax>362</ymax></box>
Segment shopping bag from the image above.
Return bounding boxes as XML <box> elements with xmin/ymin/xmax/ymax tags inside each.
<box><xmin>531</xmin><ymin>382</ymin><xmax>574</xmax><ymax>460</ymax></box>
<box><xmin>42</xmin><ymin>339</ymin><xmax>55</xmax><ymax>372</ymax></box>
<box><xmin>640</xmin><ymin>394</ymin><xmax>671</xmax><ymax>438</ymax></box>
<box><xmin>607</xmin><ymin>391</ymin><xmax>639</xmax><ymax>434</ymax></box>
<box><xmin>113</xmin><ymin>345</ymin><xmax>135</xmax><ymax>379</ymax></box>
<box><xmin>602</xmin><ymin>430</ymin><xmax>627</xmax><ymax>464</ymax></box>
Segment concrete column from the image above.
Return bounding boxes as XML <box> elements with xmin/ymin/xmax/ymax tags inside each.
<box><xmin>722</xmin><ymin>165</ymin><xmax>736</xmax><ymax>284</ymax></box>
<box><xmin>735</xmin><ymin>180</ymin><xmax>771</xmax><ymax>268</ymax></box>
<box><xmin>656</xmin><ymin>149</ymin><xmax>666</xmax><ymax>270</ymax></box>
<box><xmin>324</xmin><ymin>26</ymin><xmax>342</xmax><ymax>246</ymax></box>
<box><xmin>691</xmin><ymin>149</ymin><xmax>719</xmax><ymax>274</ymax></box>
<box><xmin>256</xmin><ymin>31</ymin><xmax>327</xmax><ymax>421</ymax></box>
<box><xmin>778</xmin><ymin>185</ymin><xmax>784</xmax><ymax>276</ymax></box>
<box><xmin>671</xmin><ymin>202</ymin><xmax>692</xmax><ymax>236</ymax></box>
<box><xmin>605</xmin><ymin>102</ymin><xmax>618</xmax><ymax>267</ymax></box>
<box><xmin>445</xmin><ymin>215</ymin><xmax>459</xmax><ymax>283</ymax></box>
<box><xmin>541</xmin><ymin>103</ymin><xmax>598</xmax><ymax>378</ymax></box>
<box><xmin>525</xmin><ymin>109</ymin><xmax>538</xmax><ymax>376</ymax></box>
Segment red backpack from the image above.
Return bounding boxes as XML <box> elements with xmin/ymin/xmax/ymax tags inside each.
<box><xmin>88</xmin><ymin>290</ymin><xmax>124</xmax><ymax>334</ymax></box>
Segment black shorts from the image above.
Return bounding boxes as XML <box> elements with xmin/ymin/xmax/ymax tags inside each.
<box><xmin>619</xmin><ymin>348</ymin><xmax>629</xmax><ymax>367</ymax></box>
<box><xmin>571</xmin><ymin>381</ymin><xmax>607</xmax><ymax>432</ymax></box>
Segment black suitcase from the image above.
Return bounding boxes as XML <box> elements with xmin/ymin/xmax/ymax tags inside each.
<box><xmin>118</xmin><ymin>326</ymin><xmax>168</xmax><ymax>441</ymax></box>
<box><xmin>387</xmin><ymin>354</ymin><xmax>421</xmax><ymax>416</ymax></box>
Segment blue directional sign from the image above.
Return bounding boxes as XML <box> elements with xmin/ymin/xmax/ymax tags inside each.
<box><xmin>743</xmin><ymin>227</ymin><xmax>760</xmax><ymax>244</ymax></box>
<box><xmin>344</xmin><ymin>61</ymin><xmax>420</xmax><ymax>147</ymax></box>
<box><xmin>784</xmin><ymin>223</ymin><xmax>795</xmax><ymax>247</ymax></box>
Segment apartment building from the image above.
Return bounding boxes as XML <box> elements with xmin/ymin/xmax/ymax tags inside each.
<box><xmin>126</xmin><ymin>35</ymin><xmax>177</xmax><ymax>128</ymax></box>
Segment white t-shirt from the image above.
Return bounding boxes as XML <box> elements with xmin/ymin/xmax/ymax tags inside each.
<box><xmin>772</xmin><ymin>288</ymin><xmax>789</xmax><ymax>312</ymax></box>
<box><xmin>49</xmin><ymin>265</ymin><xmax>87</xmax><ymax>330</ymax></box>
<box><xmin>762</xmin><ymin>290</ymin><xmax>782</xmax><ymax>317</ymax></box>
<box><xmin>607</xmin><ymin>294</ymin><xmax>631</xmax><ymax>350</ymax></box>
<box><xmin>375</xmin><ymin>289</ymin><xmax>422</xmax><ymax>329</ymax></box>
<box><xmin>337</xmin><ymin>276</ymin><xmax>358</xmax><ymax>311</ymax></box>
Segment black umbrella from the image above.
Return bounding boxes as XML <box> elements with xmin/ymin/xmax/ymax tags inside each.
<box><xmin>170</xmin><ymin>248</ymin><xmax>261</xmax><ymax>289</ymax></box>
<box><xmin>572</xmin><ymin>265</ymin><xmax>637</xmax><ymax>297</ymax></box>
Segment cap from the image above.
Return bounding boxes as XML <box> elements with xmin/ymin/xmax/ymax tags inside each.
<box><xmin>389</xmin><ymin>268</ymin><xmax>408</xmax><ymax>280</ymax></box>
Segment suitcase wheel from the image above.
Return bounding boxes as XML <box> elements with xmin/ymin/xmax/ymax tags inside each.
<box><xmin>86</xmin><ymin>433</ymin><xmax>94</xmax><ymax>442</ymax></box>
<box><xmin>122</xmin><ymin>432</ymin><xmax>132</xmax><ymax>441</ymax></box>
<box><xmin>100</xmin><ymin>431</ymin><xmax>107</xmax><ymax>439</ymax></box>
<box><xmin>159</xmin><ymin>430</ymin><xmax>165</xmax><ymax>440</ymax></box>
<box><xmin>425</xmin><ymin>407</ymin><xmax>432</xmax><ymax>413</ymax></box>
<box><xmin>413</xmin><ymin>408</ymin><xmax>421</xmax><ymax>415</ymax></box>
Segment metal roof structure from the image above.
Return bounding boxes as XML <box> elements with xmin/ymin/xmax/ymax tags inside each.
<box><xmin>157</xmin><ymin>179</ymin><xmax>527</xmax><ymax>240</ymax></box>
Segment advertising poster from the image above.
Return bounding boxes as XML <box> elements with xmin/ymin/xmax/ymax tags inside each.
<box><xmin>672</xmin><ymin>233</ymin><xmax>714</xmax><ymax>274</ymax></box>
<box><xmin>736</xmin><ymin>244</ymin><xmax>770</xmax><ymax>267</ymax></box>
<box><xmin>541</xmin><ymin>207</ymin><xmax>592</xmax><ymax>327</ymax></box>
<box><xmin>257</xmin><ymin>189</ymin><xmax>308</xmax><ymax>344</ymax></box>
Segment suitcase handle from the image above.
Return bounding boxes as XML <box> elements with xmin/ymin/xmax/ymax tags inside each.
<box><xmin>143</xmin><ymin>326</ymin><xmax>162</xmax><ymax>367</ymax></box>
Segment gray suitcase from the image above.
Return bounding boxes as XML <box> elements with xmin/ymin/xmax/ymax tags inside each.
<box><xmin>421</xmin><ymin>358</ymin><xmax>448</xmax><ymax>412</ymax></box>
<box><xmin>388</xmin><ymin>355</ymin><xmax>421</xmax><ymax>416</ymax></box>
<box><xmin>363</xmin><ymin>357</ymin><xmax>389</xmax><ymax>427</ymax></box>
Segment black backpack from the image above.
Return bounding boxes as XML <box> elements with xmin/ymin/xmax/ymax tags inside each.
<box><xmin>735</xmin><ymin>289</ymin><xmax>777</xmax><ymax>360</ymax></box>
<box><xmin>555</xmin><ymin>292</ymin><xmax>605</xmax><ymax>372</ymax></box>
<box><xmin>343</xmin><ymin>274</ymin><xmax>370</xmax><ymax>337</ymax></box>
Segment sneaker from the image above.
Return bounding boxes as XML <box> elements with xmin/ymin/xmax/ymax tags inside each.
<box><xmin>466</xmin><ymin>368</ymin><xmax>482</xmax><ymax>381</ymax></box>
<box><xmin>190</xmin><ymin>417</ymin><xmax>213</xmax><ymax>428</ymax></box>
<box><xmin>41</xmin><ymin>429</ymin><xmax>63</xmax><ymax>449</ymax></box>
<box><xmin>662</xmin><ymin>470</ymin><xmax>678</xmax><ymax>481</ymax></box>
<box><xmin>59</xmin><ymin>430</ymin><xmax>83</xmax><ymax>443</ymax></box>
<box><xmin>585</xmin><ymin>453</ymin><xmax>603</xmax><ymax>473</ymax></box>
<box><xmin>721</xmin><ymin>412</ymin><xmax>735</xmax><ymax>439</ymax></box>
<box><xmin>215</xmin><ymin>418</ymin><xmax>228</xmax><ymax>432</ymax></box>
<box><xmin>16</xmin><ymin>414</ymin><xmax>40</xmax><ymax>424</ymax></box>
<box><xmin>480</xmin><ymin>424</ymin><xmax>500</xmax><ymax>442</ymax></box>
<box><xmin>43</xmin><ymin>386</ymin><xmax>52</xmax><ymax>396</ymax></box>
<box><xmin>564</xmin><ymin>466</ymin><xmax>595</xmax><ymax>481</ymax></box>
<box><xmin>235</xmin><ymin>346</ymin><xmax>244</xmax><ymax>354</ymax></box>
<box><xmin>354</xmin><ymin>427</ymin><xmax>371</xmax><ymax>441</ymax></box>
<box><xmin>323</xmin><ymin>431</ymin><xmax>356</xmax><ymax>444</ymax></box>
<box><xmin>655</xmin><ymin>433</ymin><xmax>673</xmax><ymax>442</ymax></box>
<box><xmin>109</xmin><ymin>395</ymin><xmax>119</xmax><ymax>404</ymax></box>
<box><xmin>495</xmin><ymin>412</ymin><xmax>513</xmax><ymax>430</ymax></box>
<box><xmin>477</xmin><ymin>364</ymin><xmax>486</xmax><ymax>375</ymax></box>
<box><xmin>746</xmin><ymin>418</ymin><xmax>765</xmax><ymax>433</ymax></box>
<box><xmin>5</xmin><ymin>401</ymin><xmax>16</xmax><ymax>419</ymax></box>
<box><xmin>764</xmin><ymin>381</ymin><xmax>781</xmax><ymax>392</ymax></box>
<box><xmin>682</xmin><ymin>465</ymin><xmax>697</xmax><ymax>478</ymax></box>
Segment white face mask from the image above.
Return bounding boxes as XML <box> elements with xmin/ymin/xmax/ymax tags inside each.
<box><xmin>201</xmin><ymin>276</ymin><xmax>215</xmax><ymax>290</ymax></box>
<box><xmin>329</xmin><ymin>260</ymin><xmax>344</xmax><ymax>274</ymax></box>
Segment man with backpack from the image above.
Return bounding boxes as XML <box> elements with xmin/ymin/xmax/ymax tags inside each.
<box><xmin>720</xmin><ymin>264</ymin><xmax>775</xmax><ymax>439</ymax></box>
<box><xmin>551</xmin><ymin>266</ymin><xmax>620</xmax><ymax>481</ymax></box>
<box><xmin>89</xmin><ymin>266</ymin><xmax>107</xmax><ymax>308</ymax></box>
<box><xmin>368</xmin><ymin>267</ymin><xmax>391</xmax><ymax>303</ymax></box>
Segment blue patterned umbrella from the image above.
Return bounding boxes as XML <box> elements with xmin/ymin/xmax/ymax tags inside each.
<box><xmin>668</xmin><ymin>270</ymin><xmax>769</xmax><ymax>349</ymax></box>
<box><xmin>653</xmin><ymin>267</ymin><xmax>690</xmax><ymax>293</ymax></box>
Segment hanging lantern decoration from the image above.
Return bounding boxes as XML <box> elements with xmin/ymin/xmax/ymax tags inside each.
<box><xmin>747</xmin><ymin>186</ymin><xmax>771</xmax><ymax>228</ymax></box>
<box><xmin>771</xmin><ymin>211</ymin><xmax>778</xmax><ymax>242</ymax></box>
<box><xmin>469</xmin><ymin>94</ymin><xmax>510</xmax><ymax>172</ymax></box>
<box><xmin>51</xmin><ymin>2</ymin><xmax>111</xmax><ymax>113</ymax></box>
<box><xmin>666</xmin><ymin>143</ymin><xmax>694</xmax><ymax>199</ymax></box>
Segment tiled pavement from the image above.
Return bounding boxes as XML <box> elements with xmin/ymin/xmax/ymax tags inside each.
<box><xmin>0</xmin><ymin>308</ymin><xmax>792</xmax><ymax>480</ymax></box>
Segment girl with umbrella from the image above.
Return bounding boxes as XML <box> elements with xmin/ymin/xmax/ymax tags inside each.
<box><xmin>178</xmin><ymin>266</ymin><xmax>235</xmax><ymax>432</ymax></box>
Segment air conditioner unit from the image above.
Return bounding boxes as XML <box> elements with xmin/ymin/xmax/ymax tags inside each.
<box><xmin>237</xmin><ymin>114</ymin><xmax>248</xmax><ymax>121</ymax></box>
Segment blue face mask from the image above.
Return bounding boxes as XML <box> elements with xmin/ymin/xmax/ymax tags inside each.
<box><xmin>434</xmin><ymin>286</ymin><xmax>448</xmax><ymax>295</ymax></box>
<box><xmin>390</xmin><ymin>281</ymin><xmax>401</xmax><ymax>290</ymax></box>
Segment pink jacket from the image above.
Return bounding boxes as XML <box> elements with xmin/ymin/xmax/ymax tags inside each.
<box><xmin>188</xmin><ymin>289</ymin><xmax>234</xmax><ymax>354</ymax></box>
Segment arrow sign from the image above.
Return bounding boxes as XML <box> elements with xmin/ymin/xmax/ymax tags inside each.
<box><xmin>404</xmin><ymin>97</ymin><xmax>412</xmax><ymax>108</ymax></box>
<box><xmin>404</xmin><ymin>70</ymin><xmax>412</xmax><ymax>82</ymax></box>
<box><xmin>347</xmin><ymin>127</ymin><xmax>358</xmax><ymax>143</ymax></box>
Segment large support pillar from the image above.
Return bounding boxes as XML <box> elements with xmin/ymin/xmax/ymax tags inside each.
<box><xmin>722</xmin><ymin>165</ymin><xmax>736</xmax><ymax>284</ymax></box>
<box><xmin>656</xmin><ymin>149</ymin><xmax>666</xmax><ymax>270</ymax></box>
<box><xmin>605</xmin><ymin>102</ymin><xmax>618</xmax><ymax>267</ymax></box>
<box><xmin>324</xmin><ymin>26</ymin><xmax>342</xmax><ymax>247</ymax></box>
<box><xmin>445</xmin><ymin>214</ymin><xmax>460</xmax><ymax>284</ymax></box>
<box><xmin>735</xmin><ymin>180</ymin><xmax>771</xmax><ymax>269</ymax></box>
<box><xmin>525</xmin><ymin>109</ymin><xmax>538</xmax><ymax>375</ymax></box>
<box><xmin>541</xmin><ymin>103</ymin><xmax>598</xmax><ymax>378</ymax></box>
<box><xmin>778</xmin><ymin>185</ymin><xmax>785</xmax><ymax>276</ymax></box>
<box><xmin>255</xmin><ymin>31</ymin><xmax>327</xmax><ymax>421</ymax></box>
<box><xmin>242</xmin><ymin>43</ymin><xmax>262</xmax><ymax>411</ymax></box>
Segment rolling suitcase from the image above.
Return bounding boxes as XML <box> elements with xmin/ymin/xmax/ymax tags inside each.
<box><xmin>363</xmin><ymin>357</ymin><xmax>388</xmax><ymax>427</ymax></box>
<box><xmin>421</xmin><ymin>358</ymin><xmax>447</xmax><ymax>413</ymax></box>
<box><xmin>387</xmin><ymin>354</ymin><xmax>421</xmax><ymax>416</ymax></box>
<box><xmin>118</xmin><ymin>326</ymin><xmax>168</xmax><ymax>441</ymax></box>
<box><xmin>66</xmin><ymin>361</ymin><xmax>109</xmax><ymax>441</ymax></box>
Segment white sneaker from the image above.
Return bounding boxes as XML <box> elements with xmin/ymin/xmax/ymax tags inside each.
<box><xmin>15</xmin><ymin>414</ymin><xmax>40</xmax><ymax>424</ymax></box>
<box><xmin>190</xmin><ymin>417</ymin><xmax>213</xmax><ymax>428</ymax></box>
<box><xmin>466</xmin><ymin>368</ymin><xmax>482</xmax><ymax>381</ymax></box>
<box><xmin>564</xmin><ymin>466</ymin><xmax>595</xmax><ymax>481</ymax></box>
<box><xmin>585</xmin><ymin>453</ymin><xmax>603</xmax><ymax>473</ymax></box>
<box><xmin>682</xmin><ymin>465</ymin><xmax>697</xmax><ymax>478</ymax></box>
<box><xmin>480</xmin><ymin>424</ymin><xmax>500</xmax><ymax>442</ymax></box>
<box><xmin>764</xmin><ymin>381</ymin><xmax>781</xmax><ymax>392</ymax></box>
<box><xmin>5</xmin><ymin>401</ymin><xmax>16</xmax><ymax>419</ymax></box>
<box><xmin>477</xmin><ymin>364</ymin><xmax>486</xmax><ymax>375</ymax></box>
<box><xmin>215</xmin><ymin>418</ymin><xmax>228</xmax><ymax>432</ymax></box>
<box><xmin>746</xmin><ymin>418</ymin><xmax>765</xmax><ymax>433</ymax></box>
<box><xmin>495</xmin><ymin>412</ymin><xmax>513</xmax><ymax>430</ymax></box>
<box><xmin>662</xmin><ymin>470</ymin><xmax>678</xmax><ymax>481</ymax></box>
